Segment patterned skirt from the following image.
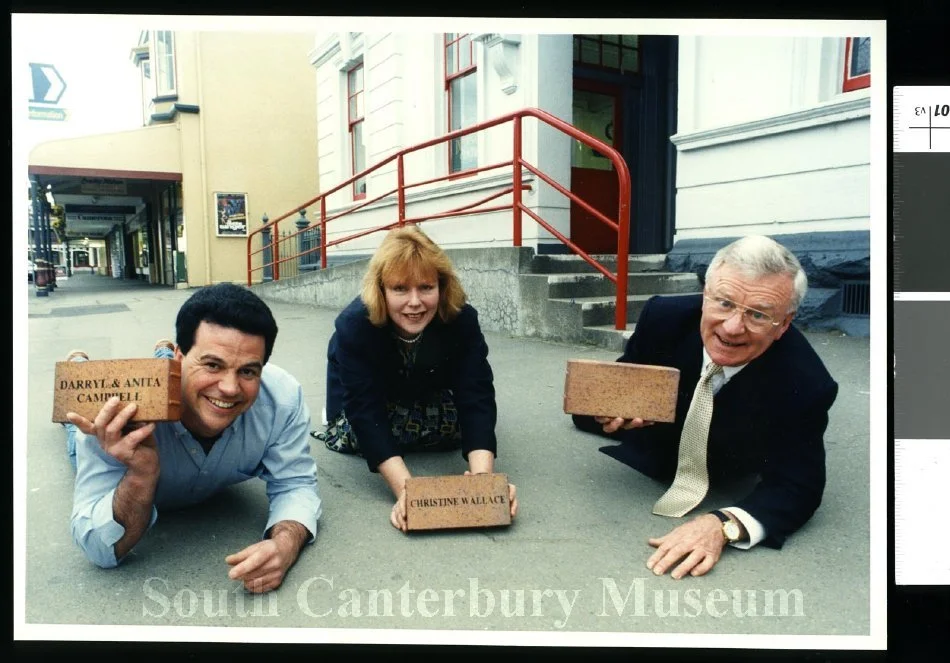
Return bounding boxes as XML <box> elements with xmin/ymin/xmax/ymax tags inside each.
<box><xmin>313</xmin><ymin>389</ymin><xmax>462</xmax><ymax>455</ymax></box>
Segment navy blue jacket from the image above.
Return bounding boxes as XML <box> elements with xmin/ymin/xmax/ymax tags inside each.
<box><xmin>573</xmin><ymin>293</ymin><xmax>838</xmax><ymax>549</ymax></box>
<box><xmin>326</xmin><ymin>296</ymin><xmax>497</xmax><ymax>472</ymax></box>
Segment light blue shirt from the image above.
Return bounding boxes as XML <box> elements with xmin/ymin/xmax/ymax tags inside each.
<box><xmin>70</xmin><ymin>363</ymin><xmax>322</xmax><ymax>568</ymax></box>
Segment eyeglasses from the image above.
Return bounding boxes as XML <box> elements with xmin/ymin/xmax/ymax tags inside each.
<box><xmin>702</xmin><ymin>296</ymin><xmax>783</xmax><ymax>333</ymax></box>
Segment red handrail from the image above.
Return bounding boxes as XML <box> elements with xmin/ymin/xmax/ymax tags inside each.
<box><xmin>247</xmin><ymin>107</ymin><xmax>631</xmax><ymax>330</ymax></box>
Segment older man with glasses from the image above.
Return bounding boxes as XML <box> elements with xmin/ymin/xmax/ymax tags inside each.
<box><xmin>572</xmin><ymin>235</ymin><xmax>838</xmax><ymax>580</ymax></box>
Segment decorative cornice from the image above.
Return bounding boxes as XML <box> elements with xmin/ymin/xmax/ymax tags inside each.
<box><xmin>472</xmin><ymin>33</ymin><xmax>521</xmax><ymax>95</ymax></box>
<box><xmin>671</xmin><ymin>95</ymin><xmax>871</xmax><ymax>151</ymax></box>
<box><xmin>311</xmin><ymin>32</ymin><xmax>363</xmax><ymax>71</ymax></box>
<box><xmin>311</xmin><ymin>34</ymin><xmax>341</xmax><ymax>68</ymax></box>
<box><xmin>130</xmin><ymin>45</ymin><xmax>148</xmax><ymax>65</ymax></box>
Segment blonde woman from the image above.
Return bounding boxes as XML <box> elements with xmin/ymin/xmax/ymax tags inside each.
<box><xmin>315</xmin><ymin>224</ymin><xmax>518</xmax><ymax>531</ymax></box>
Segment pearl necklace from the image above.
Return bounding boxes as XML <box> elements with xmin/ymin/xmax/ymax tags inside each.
<box><xmin>394</xmin><ymin>330</ymin><xmax>423</xmax><ymax>344</ymax></box>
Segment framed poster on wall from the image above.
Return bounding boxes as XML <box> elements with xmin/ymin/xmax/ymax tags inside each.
<box><xmin>215</xmin><ymin>192</ymin><xmax>248</xmax><ymax>237</ymax></box>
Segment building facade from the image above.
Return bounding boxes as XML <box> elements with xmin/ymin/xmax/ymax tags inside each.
<box><xmin>28</xmin><ymin>29</ymin><xmax>320</xmax><ymax>288</ymax></box>
<box><xmin>307</xmin><ymin>30</ymin><xmax>875</xmax><ymax>334</ymax></box>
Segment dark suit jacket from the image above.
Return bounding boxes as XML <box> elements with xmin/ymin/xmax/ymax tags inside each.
<box><xmin>327</xmin><ymin>296</ymin><xmax>497</xmax><ymax>472</ymax></box>
<box><xmin>572</xmin><ymin>294</ymin><xmax>838</xmax><ymax>549</ymax></box>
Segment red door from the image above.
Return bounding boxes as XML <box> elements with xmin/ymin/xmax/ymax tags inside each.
<box><xmin>570</xmin><ymin>83</ymin><xmax>622</xmax><ymax>255</ymax></box>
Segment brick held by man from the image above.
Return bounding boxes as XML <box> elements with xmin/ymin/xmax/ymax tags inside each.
<box><xmin>52</xmin><ymin>358</ymin><xmax>183</xmax><ymax>424</ymax></box>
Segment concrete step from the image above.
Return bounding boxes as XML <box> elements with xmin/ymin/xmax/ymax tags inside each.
<box><xmin>546</xmin><ymin>272</ymin><xmax>701</xmax><ymax>298</ymax></box>
<box><xmin>529</xmin><ymin>253</ymin><xmax>668</xmax><ymax>274</ymax></box>
<box><xmin>549</xmin><ymin>291</ymin><xmax>699</xmax><ymax>327</ymax></box>
<box><xmin>580</xmin><ymin>324</ymin><xmax>635</xmax><ymax>352</ymax></box>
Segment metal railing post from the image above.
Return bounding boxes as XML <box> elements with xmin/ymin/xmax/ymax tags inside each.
<box><xmin>273</xmin><ymin>219</ymin><xmax>280</xmax><ymax>282</ymax></box>
<box><xmin>320</xmin><ymin>198</ymin><xmax>327</xmax><ymax>269</ymax></box>
<box><xmin>261</xmin><ymin>214</ymin><xmax>273</xmax><ymax>282</ymax></box>
<box><xmin>311</xmin><ymin>213</ymin><xmax>322</xmax><ymax>270</ymax></box>
<box><xmin>397</xmin><ymin>154</ymin><xmax>406</xmax><ymax>226</ymax></box>
<box><xmin>512</xmin><ymin>116</ymin><xmax>523</xmax><ymax>247</ymax></box>
<box><xmin>615</xmin><ymin>167</ymin><xmax>631</xmax><ymax>330</ymax></box>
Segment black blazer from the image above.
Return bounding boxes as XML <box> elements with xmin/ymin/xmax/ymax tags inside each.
<box><xmin>573</xmin><ymin>294</ymin><xmax>839</xmax><ymax>548</ymax></box>
<box><xmin>326</xmin><ymin>296</ymin><xmax>497</xmax><ymax>472</ymax></box>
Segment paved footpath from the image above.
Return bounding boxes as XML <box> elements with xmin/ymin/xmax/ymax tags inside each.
<box><xmin>16</xmin><ymin>273</ymin><xmax>881</xmax><ymax>647</ymax></box>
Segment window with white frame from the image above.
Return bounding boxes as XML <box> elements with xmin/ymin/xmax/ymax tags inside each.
<box><xmin>842</xmin><ymin>36</ymin><xmax>870</xmax><ymax>92</ymax></box>
<box><xmin>154</xmin><ymin>30</ymin><xmax>177</xmax><ymax>97</ymax></box>
<box><xmin>444</xmin><ymin>33</ymin><xmax>477</xmax><ymax>173</ymax></box>
<box><xmin>347</xmin><ymin>64</ymin><xmax>367</xmax><ymax>200</ymax></box>
<box><xmin>133</xmin><ymin>31</ymin><xmax>152</xmax><ymax>124</ymax></box>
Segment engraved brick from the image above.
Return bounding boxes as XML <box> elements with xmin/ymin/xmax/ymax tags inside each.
<box><xmin>405</xmin><ymin>473</ymin><xmax>511</xmax><ymax>531</ymax></box>
<box><xmin>52</xmin><ymin>358</ymin><xmax>182</xmax><ymax>423</ymax></box>
<box><xmin>563</xmin><ymin>359</ymin><xmax>680</xmax><ymax>422</ymax></box>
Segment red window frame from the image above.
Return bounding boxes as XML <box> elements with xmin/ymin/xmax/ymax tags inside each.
<box><xmin>347</xmin><ymin>64</ymin><xmax>366</xmax><ymax>200</ymax></box>
<box><xmin>842</xmin><ymin>37</ymin><xmax>870</xmax><ymax>92</ymax></box>
<box><xmin>444</xmin><ymin>33</ymin><xmax>477</xmax><ymax>175</ymax></box>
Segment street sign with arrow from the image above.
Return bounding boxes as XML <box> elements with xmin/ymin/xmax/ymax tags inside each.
<box><xmin>29</xmin><ymin>62</ymin><xmax>67</xmax><ymax>104</ymax></box>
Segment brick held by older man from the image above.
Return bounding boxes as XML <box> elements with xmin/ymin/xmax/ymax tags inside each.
<box><xmin>563</xmin><ymin>359</ymin><xmax>680</xmax><ymax>423</ymax></box>
<box><xmin>52</xmin><ymin>358</ymin><xmax>182</xmax><ymax>423</ymax></box>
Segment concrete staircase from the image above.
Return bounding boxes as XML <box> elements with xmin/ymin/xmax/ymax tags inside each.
<box><xmin>521</xmin><ymin>253</ymin><xmax>703</xmax><ymax>352</ymax></box>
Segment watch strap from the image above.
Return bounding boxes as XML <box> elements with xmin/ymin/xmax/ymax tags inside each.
<box><xmin>709</xmin><ymin>509</ymin><xmax>729</xmax><ymax>523</ymax></box>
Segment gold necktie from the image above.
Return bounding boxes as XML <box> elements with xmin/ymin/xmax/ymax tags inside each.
<box><xmin>653</xmin><ymin>362</ymin><xmax>723</xmax><ymax>517</ymax></box>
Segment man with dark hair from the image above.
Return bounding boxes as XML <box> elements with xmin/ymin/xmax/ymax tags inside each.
<box><xmin>65</xmin><ymin>283</ymin><xmax>321</xmax><ymax>593</ymax></box>
<box><xmin>572</xmin><ymin>235</ymin><xmax>838</xmax><ymax>579</ymax></box>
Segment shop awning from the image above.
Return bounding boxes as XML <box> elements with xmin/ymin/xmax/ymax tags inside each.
<box><xmin>28</xmin><ymin>123</ymin><xmax>183</xmax><ymax>239</ymax></box>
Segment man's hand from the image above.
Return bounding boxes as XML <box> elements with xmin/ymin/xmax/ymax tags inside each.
<box><xmin>67</xmin><ymin>397</ymin><xmax>158</xmax><ymax>474</ymax></box>
<box><xmin>227</xmin><ymin>520</ymin><xmax>309</xmax><ymax>593</ymax></box>
<box><xmin>646</xmin><ymin>514</ymin><xmax>727</xmax><ymax>579</ymax></box>
<box><xmin>68</xmin><ymin>397</ymin><xmax>161</xmax><ymax>561</ymax></box>
<box><xmin>594</xmin><ymin>416</ymin><xmax>655</xmax><ymax>434</ymax></box>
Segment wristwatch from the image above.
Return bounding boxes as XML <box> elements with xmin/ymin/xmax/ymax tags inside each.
<box><xmin>710</xmin><ymin>509</ymin><xmax>742</xmax><ymax>543</ymax></box>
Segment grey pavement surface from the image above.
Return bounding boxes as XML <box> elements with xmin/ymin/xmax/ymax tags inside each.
<box><xmin>18</xmin><ymin>273</ymin><xmax>877</xmax><ymax>643</ymax></box>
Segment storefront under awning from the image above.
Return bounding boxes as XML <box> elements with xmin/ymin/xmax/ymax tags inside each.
<box><xmin>28</xmin><ymin>123</ymin><xmax>185</xmax><ymax>284</ymax></box>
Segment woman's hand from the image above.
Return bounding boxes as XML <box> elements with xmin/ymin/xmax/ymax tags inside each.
<box><xmin>506</xmin><ymin>481</ymin><xmax>518</xmax><ymax>519</ymax></box>
<box><xmin>391</xmin><ymin>487</ymin><xmax>408</xmax><ymax>533</ymax></box>
<box><xmin>378</xmin><ymin>456</ymin><xmax>412</xmax><ymax>533</ymax></box>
